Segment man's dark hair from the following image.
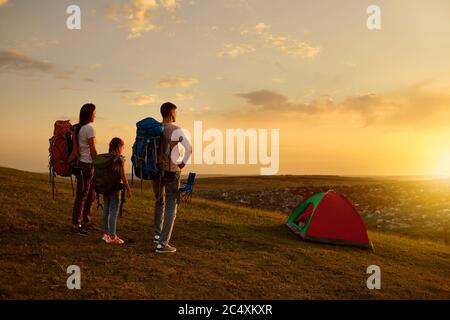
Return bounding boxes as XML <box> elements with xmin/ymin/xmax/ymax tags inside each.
<box><xmin>160</xmin><ymin>102</ymin><xmax>177</xmax><ymax>118</ymax></box>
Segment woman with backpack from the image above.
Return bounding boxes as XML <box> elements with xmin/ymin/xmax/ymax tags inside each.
<box><xmin>70</xmin><ymin>103</ymin><xmax>98</xmax><ymax>236</ymax></box>
<box><xmin>101</xmin><ymin>138</ymin><xmax>131</xmax><ymax>245</ymax></box>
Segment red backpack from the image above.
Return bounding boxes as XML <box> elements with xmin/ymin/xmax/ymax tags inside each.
<box><xmin>48</xmin><ymin>120</ymin><xmax>78</xmax><ymax>199</ymax></box>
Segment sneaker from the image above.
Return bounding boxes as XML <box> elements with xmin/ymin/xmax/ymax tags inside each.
<box><xmin>153</xmin><ymin>235</ymin><xmax>160</xmax><ymax>244</ymax></box>
<box><xmin>110</xmin><ymin>236</ymin><xmax>124</xmax><ymax>245</ymax></box>
<box><xmin>155</xmin><ymin>244</ymin><xmax>176</xmax><ymax>253</ymax></box>
<box><xmin>101</xmin><ymin>233</ymin><xmax>111</xmax><ymax>243</ymax></box>
<box><xmin>70</xmin><ymin>226</ymin><xmax>88</xmax><ymax>236</ymax></box>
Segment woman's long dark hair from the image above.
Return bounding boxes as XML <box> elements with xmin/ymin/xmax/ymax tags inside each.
<box><xmin>76</xmin><ymin>103</ymin><xmax>96</xmax><ymax>136</ymax></box>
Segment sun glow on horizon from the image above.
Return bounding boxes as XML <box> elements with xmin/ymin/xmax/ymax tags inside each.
<box><xmin>426</xmin><ymin>149</ymin><xmax>450</xmax><ymax>177</ymax></box>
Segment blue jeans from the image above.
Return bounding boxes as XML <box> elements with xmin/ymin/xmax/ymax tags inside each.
<box><xmin>102</xmin><ymin>191</ymin><xmax>120</xmax><ymax>235</ymax></box>
<box><xmin>152</xmin><ymin>172</ymin><xmax>180</xmax><ymax>246</ymax></box>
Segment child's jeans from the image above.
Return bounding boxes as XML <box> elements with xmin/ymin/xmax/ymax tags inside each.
<box><xmin>102</xmin><ymin>191</ymin><xmax>120</xmax><ymax>235</ymax></box>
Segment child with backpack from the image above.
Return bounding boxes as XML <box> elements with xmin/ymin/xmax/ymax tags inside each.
<box><xmin>100</xmin><ymin>137</ymin><xmax>131</xmax><ymax>245</ymax></box>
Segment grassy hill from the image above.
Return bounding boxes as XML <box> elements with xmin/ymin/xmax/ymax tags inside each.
<box><xmin>0</xmin><ymin>167</ymin><xmax>449</xmax><ymax>299</ymax></box>
<box><xmin>195</xmin><ymin>176</ymin><xmax>450</xmax><ymax>243</ymax></box>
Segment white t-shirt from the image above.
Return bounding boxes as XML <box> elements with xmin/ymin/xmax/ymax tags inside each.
<box><xmin>77</xmin><ymin>123</ymin><xmax>95</xmax><ymax>163</ymax></box>
<box><xmin>161</xmin><ymin>123</ymin><xmax>192</xmax><ymax>172</ymax></box>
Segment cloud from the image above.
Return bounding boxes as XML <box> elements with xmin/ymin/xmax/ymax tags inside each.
<box><xmin>0</xmin><ymin>50</ymin><xmax>56</xmax><ymax>73</ymax></box>
<box><xmin>239</xmin><ymin>23</ymin><xmax>320</xmax><ymax>59</ymax></box>
<box><xmin>0</xmin><ymin>51</ymin><xmax>98</xmax><ymax>83</ymax></box>
<box><xmin>272</xmin><ymin>77</ymin><xmax>285</xmax><ymax>84</ymax></box>
<box><xmin>254</xmin><ymin>22</ymin><xmax>271</xmax><ymax>32</ymax></box>
<box><xmin>0</xmin><ymin>51</ymin><xmax>106</xmax><ymax>84</ymax></box>
<box><xmin>107</xmin><ymin>0</ymin><xmax>159</xmax><ymax>39</ymax></box>
<box><xmin>127</xmin><ymin>94</ymin><xmax>159</xmax><ymax>106</ymax></box>
<box><xmin>158</xmin><ymin>75</ymin><xmax>198</xmax><ymax>88</ymax></box>
<box><xmin>112</xmin><ymin>88</ymin><xmax>139</xmax><ymax>94</ymax></box>
<box><xmin>341</xmin><ymin>83</ymin><xmax>450</xmax><ymax>126</ymax></box>
<box><xmin>173</xmin><ymin>92</ymin><xmax>194</xmax><ymax>100</ymax></box>
<box><xmin>160</xmin><ymin>0</ymin><xmax>177</xmax><ymax>9</ymax></box>
<box><xmin>0</xmin><ymin>0</ymin><xmax>8</xmax><ymax>7</ymax></box>
<box><xmin>11</xmin><ymin>39</ymin><xmax>60</xmax><ymax>52</ymax></box>
<box><xmin>56</xmin><ymin>74</ymin><xmax>72</xmax><ymax>80</ymax></box>
<box><xmin>235</xmin><ymin>89</ymin><xmax>333</xmax><ymax>115</ymax></box>
<box><xmin>34</xmin><ymin>39</ymin><xmax>59</xmax><ymax>49</ymax></box>
<box><xmin>218</xmin><ymin>43</ymin><xmax>256</xmax><ymax>58</ymax></box>
<box><xmin>236</xmin><ymin>90</ymin><xmax>287</xmax><ymax>107</ymax></box>
<box><xmin>116</xmin><ymin>88</ymin><xmax>159</xmax><ymax>106</ymax></box>
<box><xmin>186</xmin><ymin>105</ymin><xmax>212</xmax><ymax>116</ymax></box>
<box><xmin>90</xmin><ymin>63</ymin><xmax>102</xmax><ymax>70</ymax></box>
<box><xmin>106</xmin><ymin>0</ymin><xmax>180</xmax><ymax>39</ymax></box>
<box><xmin>262</xmin><ymin>33</ymin><xmax>320</xmax><ymax>58</ymax></box>
<box><xmin>233</xmin><ymin>82</ymin><xmax>450</xmax><ymax>127</ymax></box>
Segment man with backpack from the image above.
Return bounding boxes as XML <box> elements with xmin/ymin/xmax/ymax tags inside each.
<box><xmin>153</xmin><ymin>102</ymin><xmax>191</xmax><ymax>253</ymax></box>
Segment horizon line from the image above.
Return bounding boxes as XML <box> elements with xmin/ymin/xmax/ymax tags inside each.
<box><xmin>2</xmin><ymin>166</ymin><xmax>449</xmax><ymax>180</ymax></box>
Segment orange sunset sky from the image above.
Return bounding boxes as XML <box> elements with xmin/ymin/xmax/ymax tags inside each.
<box><xmin>1</xmin><ymin>0</ymin><xmax>450</xmax><ymax>176</ymax></box>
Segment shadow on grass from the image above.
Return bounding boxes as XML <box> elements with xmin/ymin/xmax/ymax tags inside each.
<box><xmin>172</xmin><ymin>217</ymin><xmax>364</xmax><ymax>255</ymax></box>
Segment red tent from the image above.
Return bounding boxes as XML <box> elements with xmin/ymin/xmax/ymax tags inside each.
<box><xmin>286</xmin><ymin>191</ymin><xmax>373</xmax><ymax>249</ymax></box>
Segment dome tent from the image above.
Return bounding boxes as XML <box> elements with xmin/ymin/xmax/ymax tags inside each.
<box><xmin>286</xmin><ymin>191</ymin><xmax>373</xmax><ymax>249</ymax></box>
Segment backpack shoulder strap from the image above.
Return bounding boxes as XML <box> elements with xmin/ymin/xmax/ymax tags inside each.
<box><xmin>68</xmin><ymin>124</ymin><xmax>79</xmax><ymax>164</ymax></box>
<box><xmin>159</xmin><ymin>129</ymin><xmax>168</xmax><ymax>171</ymax></box>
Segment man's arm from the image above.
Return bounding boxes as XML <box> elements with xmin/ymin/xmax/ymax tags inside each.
<box><xmin>179</xmin><ymin>134</ymin><xmax>192</xmax><ymax>169</ymax></box>
<box><xmin>169</xmin><ymin>128</ymin><xmax>192</xmax><ymax>170</ymax></box>
<box><xmin>88</xmin><ymin>137</ymin><xmax>98</xmax><ymax>160</ymax></box>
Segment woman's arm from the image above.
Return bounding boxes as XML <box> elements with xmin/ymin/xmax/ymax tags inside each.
<box><xmin>88</xmin><ymin>137</ymin><xmax>98</xmax><ymax>160</ymax></box>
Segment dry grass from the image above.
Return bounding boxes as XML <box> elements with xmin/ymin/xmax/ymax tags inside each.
<box><xmin>0</xmin><ymin>167</ymin><xmax>449</xmax><ymax>299</ymax></box>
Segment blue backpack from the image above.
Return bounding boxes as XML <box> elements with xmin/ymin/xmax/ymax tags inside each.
<box><xmin>131</xmin><ymin>118</ymin><xmax>165</xmax><ymax>186</ymax></box>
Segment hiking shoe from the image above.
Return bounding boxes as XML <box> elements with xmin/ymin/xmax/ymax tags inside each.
<box><xmin>153</xmin><ymin>235</ymin><xmax>160</xmax><ymax>244</ymax></box>
<box><xmin>155</xmin><ymin>244</ymin><xmax>176</xmax><ymax>253</ymax></box>
<box><xmin>110</xmin><ymin>236</ymin><xmax>124</xmax><ymax>245</ymax></box>
<box><xmin>70</xmin><ymin>226</ymin><xmax>88</xmax><ymax>236</ymax></box>
<box><xmin>101</xmin><ymin>233</ymin><xmax>111</xmax><ymax>243</ymax></box>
